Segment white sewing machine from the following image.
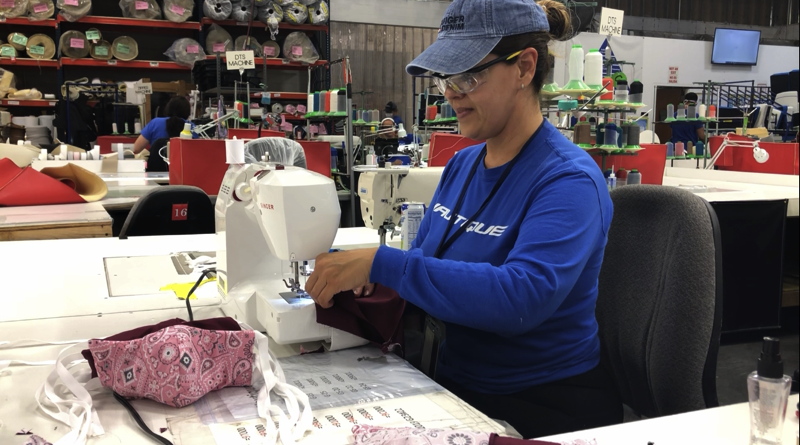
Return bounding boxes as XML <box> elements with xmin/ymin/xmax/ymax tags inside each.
<box><xmin>215</xmin><ymin>162</ymin><xmax>367</xmax><ymax>348</ymax></box>
<box><xmin>358</xmin><ymin>167</ymin><xmax>444</xmax><ymax>236</ymax></box>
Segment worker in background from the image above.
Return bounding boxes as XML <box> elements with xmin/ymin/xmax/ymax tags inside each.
<box><xmin>670</xmin><ymin>92</ymin><xmax>705</xmax><ymax>145</ymax></box>
<box><xmin>306</xmin><ymin>0</ymin><xmax>621</xmax><ymax>438</ymax></box>
<box><xmin>133</xmin><ymin>96</ymin><xmax>194</xmax><ymax>154</ymax></box>
<box><xmin>385</xmin><ymin>100</ymin><xmax>416</xmax><ymax>145</ymax></box>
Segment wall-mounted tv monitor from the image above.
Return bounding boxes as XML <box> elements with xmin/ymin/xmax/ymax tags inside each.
<box><xmin>711</xmin><ymin>28</ymin><xmax>761</xmax><ymax>66</ymax></box>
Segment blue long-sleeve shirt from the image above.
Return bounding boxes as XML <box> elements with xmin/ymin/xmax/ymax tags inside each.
<box><xmin>370</xmin><ymin>121</ymin><xmax>613</xmax><ymax>394</ymax></box>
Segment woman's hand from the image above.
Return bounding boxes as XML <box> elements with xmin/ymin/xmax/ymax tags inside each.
<box><xmin>306</xmin><ymin>248</ymin><xmax>378</xmax><ymax>308</ymax></box>
<box><xmin>353</xmin><ymin>283</ymin><xmax>375</xmax><ymax>297</ymax></box>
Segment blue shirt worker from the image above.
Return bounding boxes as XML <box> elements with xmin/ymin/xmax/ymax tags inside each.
<box><xmin>306</xmin><ymin>0</ymin><xmax>622</xmax><ymax>438</ymax></box>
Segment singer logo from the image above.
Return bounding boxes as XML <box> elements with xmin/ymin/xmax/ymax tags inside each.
<box><xmin>260</xmin><ymin>203</ymin><xmax>275</xmax><ymax>210</ymax></box>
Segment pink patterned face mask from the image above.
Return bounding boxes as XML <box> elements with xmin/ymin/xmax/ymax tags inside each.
<box><xmin>87</xmin><ymin>324</ymin><xmax>255</xmax><ymax>408</ymax></box>
<box><xmin>37</xmin><ymin>317</ymin><xmax>313</xmax><ymax>445</ymax></box>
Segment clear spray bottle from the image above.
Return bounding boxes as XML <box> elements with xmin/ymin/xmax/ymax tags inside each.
<box><xmin>747</xmin><ymin>337</ymin><xmax>792</xmax><ymax>445</ymax></box>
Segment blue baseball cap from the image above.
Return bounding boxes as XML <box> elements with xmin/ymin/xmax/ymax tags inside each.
<box><xmin>406</xmin><ymin>0</ymin><xmax>550</xmax><ymax>76</ymax></box>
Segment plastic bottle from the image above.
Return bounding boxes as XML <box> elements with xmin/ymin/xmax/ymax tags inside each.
<box><xmin>627</xmin><ymin>168</ymin><xmax>642</xmax><ymax>185</ymax></box>
<box><xmin>180</xmin><ymin>122</ymin><xmax>193</xmax><ymax>139</ymax></box>
<box><xmin>366</xmin><ymin>146</ymin><xmax>376</xmax><ymax>166</ymax></box>
<box><xmin>747</xmin><ymin>337</ymin><xmax>792</xmax><ymax>445</ymax></box>
<box><xmin>584</xmin><ymin>49</ymin><xmax>603</xmax><ymax>89</ymax></box>
<box><xmin>606</xmin><ymin>170</ymin><xmax>616</xmax><ymax>190</ymax></box>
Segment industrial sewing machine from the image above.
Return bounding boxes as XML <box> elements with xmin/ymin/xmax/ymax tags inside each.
<box><xmin>358</xmin><ymin>167</ymin><xmax>444</xmax><ymax>243</ymax></box>
<box><xmin>215</xmin><ymin>161</ymin><xmax>367</xmax><ymax>348</ymax></box>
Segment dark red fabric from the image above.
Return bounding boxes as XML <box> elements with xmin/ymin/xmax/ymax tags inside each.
<box><xmin>315</xmin><ymin>285</ymin><xmax>406</xmax><ymax>349</ymax></box>
<box><xmin>489</xmin><ymin>434</ymin><xmax>559</xmax><ymax>445</ymax></box>
<box><xmin>80</xmin><ymin>317</ymin><xmax>242</xmax><ymax>378</ymax></box>
<box><xmin>0</xmin><ymin>158</ymin><xmax>85</xmax><ymax>206</ymax></box>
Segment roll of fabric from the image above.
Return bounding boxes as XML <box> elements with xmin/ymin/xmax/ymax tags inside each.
<box><xmin>27</xmin><ymin>0</ymin><xmax>55</xmax><ymax>20</ymax></box>
<box><xmin>56</xmin><ymin>0</ymin><xmax>91</xmax><ymax>21</ymax></box>
<box><xmin>0</xmin><ymin>0</ymin><xmax>28</xmax><ymax>19</ymax></box>
<box><xmin>257</xmin><ymin>2</ymin><xmax>283</xmax><ymax>24</ymax></box>
<box><xmin>0</xmin><ymin>111</ymin><xmax>11</xmax><ymax>126</ymax></box>
<box><xmin>26</xmin><ymin>33</ymin><xmax>56</xmax><ymax>60</ymax></box>
<box><xmin>7</xmin><ymin>32</ymin><xmax>28</xmax><ymax>51</ymax></box>
<box><xmin>85</xmin><ymin>27</ymin><xmax>102</xmax><ymax>43</ymax></box>
<box><xmin>261</xmin><ymin>40</ymin><xmax>280</xmax><ymax>58</ymax></box>
<box><xmin>234</xmin><ymin>35</ymin><xmax>262</xmax><ymax>56</ymax></box>
<box><xmin>230</xmin><ymin>0</ymin><xmax>253</xmax><ymax>22</ymax></box>
<box><xmin>164</xmin><ymin>38</ymin><xmax>206</xmax><ymax>67</ymax></box>
<box><xmin>164</xmin><ymin>0</ymin><xmax>193</xmax><ymax>22</ymax></box>
<box><xmin>283</xmin><ymin>2</ymin><xmax>307</xmax><ymax>24</ymax></box>
<box><xmin>59</xmin><ymin>30</ymin><xmax>90</xmax><ymax>59</ymax></box>
<box><xmin>119</xmin><ymin>0</ymin><xmax>161</xmax><ymax>19</ymax></box>
<box><xmin>205</xmin><ymin>23</ymin><xmax>233</xmax><ymax>54</ymax></box>
<box><xmin>0</xmin><ymin>44</ymin><xmax>18</xmax><ymax>58</ymax></box>
<box><xmin>308</xmin><ymin>1</ymin><xmax>327</xmax><ymax>24</ymax></box>
<box><xmin>297</xmin><ymin>0</ymin><xmax>314</xmax><ymax>5</ymax></box>
<box><xmin>111</xmin><ymin>36</ymin><xmax>138</xmax><ymax>61</ymax></box>
<box><xmin>38</xmin><ymin>114</ymin><xmax>55</xmax><ymax>140</ymax></box>
<box><xmin>282</xmin><ymin>31</ymin><xmax>318</xmax><ymax>63</ymax></box>
<box><xmin>203</xmin><ymin>0</ymin><xmax>231</xmax><ymax>20</ymax></box>
<box><xmin>12</xmin><ymin>115</ymin><xmax>39</xmax><ymax>128</ymax></box>
<box><xmin>89</xmin><ymin>39</ymin><xmax>112</xmax><ymax>60</ymax></box>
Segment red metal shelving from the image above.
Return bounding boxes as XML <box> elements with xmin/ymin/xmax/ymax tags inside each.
<box><xmin>60</xmin><ymin>58</ymin><xmax>190</xmax><ymax>70</ymax></box>
<box><xmin>0</xmin><ymin>99</ymin><xmax>58</xmax><ymax>107</ymax></box>
<box><xmin>199</xmin><ymin>18</ymin><xmax>327</xmax><ymax>32</ymax></box>
<box><xmin>60</xmin><ymin>15</ymin><xmax>201</xmax><ymax>30</ymax></box>
<box><xmin>0</xmin><ymin>57</ymin><xmax>59</xmax><ymax>67</ymax></box>
<box><xmin>0</xmin><ymin>18</ymin><xmax>58</xmax><ymax>28</ymax></box>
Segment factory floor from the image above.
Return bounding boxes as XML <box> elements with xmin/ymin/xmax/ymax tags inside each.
<box><xmin>716</xmin><ymin>306</ymin><xmax>800</xmax><ymax>405</ymax></box>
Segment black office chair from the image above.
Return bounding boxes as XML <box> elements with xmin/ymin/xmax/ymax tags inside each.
<box><xmin>597</xmin><ymin>185</ymin><xmax>723</xmax><ymax>419</ymax></box>
<box><xmin>145</xmin><ymin>138</ymin><xmax>169</xmax><ymax>172</ymax></box>
<box><xmin>119</xmin><ymin>185</ymin><xmax>215</xmax><ymax>239</ymax></box>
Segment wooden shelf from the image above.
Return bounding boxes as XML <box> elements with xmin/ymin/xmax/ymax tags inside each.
<box><xmin>200</xmin><ymin>18</ymin><xmax>327</xmax><ymax>32</ymax></box>
<box><xmin>60</xmin><ymin>58</ymin><xmax>190</xmax><ymax>70</ymax></box>
<box><xmin>0</xmin><ymin>57</ymin><xmax>59</xmax><ymax>67</ymax></box>
<box><xmin>0</xmin><ymin>99</ymin><xmax>58</xmax><ymax>107</ymax></box>
<box><xmin>0</xmin><ymin>18</ymin><xmax>58</xmax><ymax>28</ymax></box>
<box><xmin>62</xmin><ymin>15</ymin><xmax>201</xmax><ymax>30</ymax></box>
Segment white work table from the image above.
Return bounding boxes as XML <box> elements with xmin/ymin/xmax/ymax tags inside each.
<box><xmin>0</xmin><ymin>202</ymin><xmax>112</xmax><ymax>241</ymax></box>
<box><xmin>662</xmin><ymin>167</ymin><xmax>799</xmax><ymax>216</ymax></box>
<box><xmin>538</xmin><ymin>394</ymin><xmax>799</xmax><ymax>445</ymax></box>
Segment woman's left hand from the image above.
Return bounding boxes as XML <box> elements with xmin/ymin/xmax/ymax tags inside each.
<box><xmin>306</xmin><ymin>248</ymin><xmax>378</xmax><ymax>308</ymax></box>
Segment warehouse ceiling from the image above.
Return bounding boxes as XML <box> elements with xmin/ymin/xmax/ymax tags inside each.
<box><xmin>585</xmin><ymin>0</ymin><xmax>799</xmax><ymax>46</ymax></box>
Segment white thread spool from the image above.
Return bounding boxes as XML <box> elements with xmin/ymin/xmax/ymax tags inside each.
<box><xmin>115</xmin><ymin>143</ymin><xmax>124</xmax><ymax>158</ymax></box>
<box><xmin>568</xmin><ymin>45</ymin><xmax>585</xmax><ymax>84</ymax></box>
<box><xmin>584</xmin><ymin>49</ymin><xmax>603</xmax><ymax>88</ymax></box>
<box><xmin>225</xmin><ymin>137</ymin><xmax>244</xmax><ymax>164</ymax></box>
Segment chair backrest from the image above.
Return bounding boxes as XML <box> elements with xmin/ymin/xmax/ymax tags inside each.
<box><xmin>244</xmin><ymin>137</ymin><xmax>307</xmax><ymax>168</ymax></box>
<box><xmin>597</xmin><ymin>185</ymin><xmax>723</xmax><ymax>419</ymax></box>
<box><xmin>119</xmin><ymin>185</ymin><xmax>215</xmax><ymax>239</ymax></box>
<box><xmin>145</xmin><ymin>138</ymin><xmax>169</xmax><ymax>172</ymax></box>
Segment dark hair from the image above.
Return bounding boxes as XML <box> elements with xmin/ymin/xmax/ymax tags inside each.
<box><xmin>164</xmin><ymin>96</ymin><xmax>191</xmax><ymax>119</ymax></box>
<box><xmin>385</xmin><ymin>101</ymin><xmax>398</xmax><ymax>113</ymax></box>
<box><xmin>490</xmin><ymin>0</ymin><xmax>572</xmax><ymax>94</ymax></box>
<box><xmin>685</xmin><ymin>92</ymin><xmax>699</xmax><ymax>102</ymax></box>
<box><xmin>163</xmin><ymin>96</ymin><xmax>191</xmax><ymax>138</ymax></box>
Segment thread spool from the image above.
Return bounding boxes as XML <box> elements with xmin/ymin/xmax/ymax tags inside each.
<box><xmin>573</xmin><ymin>122</ymin><xmax>592</xmax><ymax>148</ymax></box>
<box><xmin>564</xmin><ymin>45</ymin><xmax>590</xmax><ymax>92</ymax></box>
<box><xmin>687</xmin><ymin>103</ymin><xmax>697</xmax><ymax>119</ymax></box>
<box><xmin>312</xmin><ymin>91</ymin><xmax>320</xmax><ymax>115</ymax></box>
<box><xmin>337</xmin><ymin>91</ymin><xmax>346</xmax><ymax>116</ymax></box>
<box><xmin>371</xmin><ymin>109</ymin><xmax>380</xmax><ymax>123</ymax></box>
<box><xmin>629</xmin><ymin>80</ymin><xmax>643</xmax><ymax>104</ymax></box>
<box><xmin>687</xmin><ymin>141</ymin><xmax>694</xmax><ymax>155</ymax></box>
<box><xmin>361</xmin><ymin>109</ymin><xmax>370</xmax><ymax>123</ymax></box>
<box><xmin>225</xmin><ymin>137</ymin><xmax>245</xmax><ymax>164</ymax></box>
<box><xmin>676</xmin><ymin>103</ymin><xmax>686</xmax><ymax>120</ymax></box>
<box><xmin>329</xmin><ymin>89</ymin><xmax>339</xmax><ymax>114</ymax></box>
<box><xmin>426</xmin><ymin>104</ymin><xmax>437</xmax><ymax>121</ymax></box>
<box><xmin>600</xmin><ymin>77</ymin><xmax>614</xmax><ymax>100</ymax></box>
<box><xmin>666</xmin><ymin>142</ymin><xmax>674</xmax><ymax>157</ymax></box>
<box><xmin>625</xmin><ymin>124</ymin><xmax>641</xmax><ymax>148</ymax></box>
<box><xmin>708</xmin><ymin>105</ymin><xmax>717</xmax><ymax>119</ymax></box>
<box><xmin>596</xmin><ymin>123</ymin><xmax>605</xmax><ymax>148</ymax></box>
<box><xmin>697</xmin><ymin>104</ymin><xmax>707</xmax><ymax>120</ymax></box>
<box><xmin>696</xmin><ymin>141</ymin><xmax>705</xmax><ymax>156</ymax></box>
<box><xmin>675</xmin><ymin>141</ymin><xmax>685</xmax><ymax>156</ymax></box>
<box><xmin>306</xmin><ymin>93</ymin><xmax>314</xmax><ymax>115</ymax></box>
<box><xmin>614</xmin><ymin>80</ymin><xmax>628</xmax><ymax>103</ymax></box>
<box><xmin>666</xmin><ymin>104</ymin><xmax>675</xmax><ymax>122</ymax></box>
<box><xmin>134</xmin><ymin>120</ymin><xmax>142</xmax><ymax>133</ymax></box>
<box><xmin>620</xmin><ymin>124</ymin><xmax>630</xmax><ymax>147</ymax></box>
<box><xmin>584</xmin><ymin>49</ymin><xmax>603</xmax><ymax>89</ymax></box>
<box><xmin>603</xmin><ymin>123</ymin><xmax>619</xmax><ymax>148</ymax></box>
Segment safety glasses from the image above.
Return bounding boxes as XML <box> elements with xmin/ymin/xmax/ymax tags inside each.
<box><xmin>432</xmin><ymin>51</ymin><xmax>523</xmax><ymax>95</ymax></box>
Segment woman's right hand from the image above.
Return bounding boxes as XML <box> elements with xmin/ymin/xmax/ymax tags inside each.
<box><xmin>353</xmin><ymin>283</ymin><xmax>375</xmax><ymax>297</ymax></box>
